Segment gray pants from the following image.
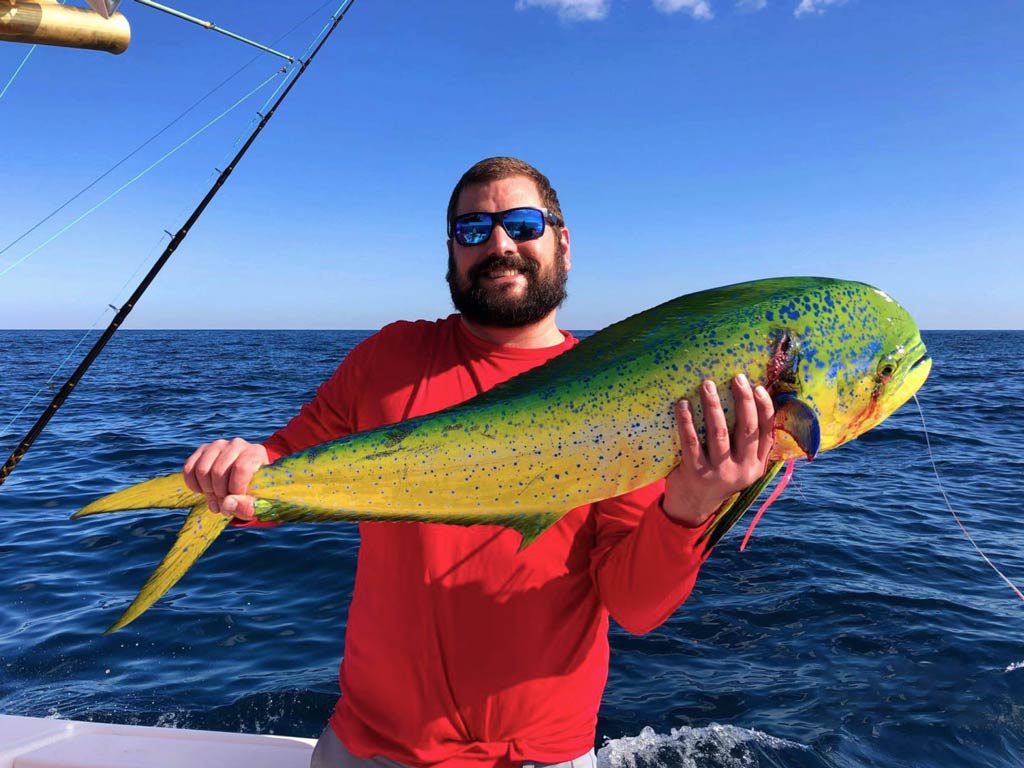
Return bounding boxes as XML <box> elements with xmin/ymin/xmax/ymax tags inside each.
<box><xmin>310</xmin><ymin>726</ymin><xmax>597</xmax><ymax>768</ymax></box>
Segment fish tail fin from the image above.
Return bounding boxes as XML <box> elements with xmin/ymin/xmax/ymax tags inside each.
<box><xmin>104</xmin><ymin>500</ymin><xmax>229</xmax><ymax>634</ymax></box>
<box><xmin>74</xmin><ymin>473</ymin><xmax>202</xmax><ymax>518</ymax></box>
<box><xmin>697</xmin><ymin>461</ymin><xmax>785</xmax><ymax>555</ymax></box>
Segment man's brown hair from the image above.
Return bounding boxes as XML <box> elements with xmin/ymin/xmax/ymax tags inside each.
<box><xmin>446</xmin><ymin>157</ymin><xmax>564</xmax><ymax>236</ymax></box>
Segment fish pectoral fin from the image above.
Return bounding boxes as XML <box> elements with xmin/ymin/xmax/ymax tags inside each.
<box><xmin>74</xmin><ymin>473</ymin><xmax>202</xmax><ymax>518</ymax></box>
<box><xmin>772</xmin><ymin>393</ymin><xmax>821</xmax><ymax>461</ymax></box>
<box><xmin>510</xmin><ymin>511</ymin><xmax>564</xmax><ymax>552</ymax></box>
<box><xmin>696</xmin><ymin>461</ymin><xmax>785</xmax><ymax>556</ymax></box>
<box><xmin>104</xmin><ymin>501</ymin><xmax>229</xmax><ymax>634</ymax></box>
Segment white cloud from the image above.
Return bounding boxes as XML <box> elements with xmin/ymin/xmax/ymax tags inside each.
<box><xmin>651</xmin><ymin>0</ymin><xmax>714</xmax><ymax>20</ymax></box>
<box><xmin>514</xmin><ymin>0</ymin><xmax>611</xmax><ymax>21</ymax></box>
<box><xmin>794</xmin><ymin>0</ymin><xmax>847</xmax><ymax>17</ymax></box>
<box><xmin>516</xmin><ymin>0</ymin><xmax>845</xmax><ymax>22</ymax></box>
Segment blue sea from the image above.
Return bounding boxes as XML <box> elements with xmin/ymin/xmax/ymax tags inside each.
<box><xmin>1</xmin><ymin>329</ymin><xmax>1022</xmax><ymax>768</ymax></box>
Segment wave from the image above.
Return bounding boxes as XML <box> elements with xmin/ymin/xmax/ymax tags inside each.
<box><xmin>597</xmin><ymin>724</ymin><xmax>826</xmax><ymax>768</ymax></box>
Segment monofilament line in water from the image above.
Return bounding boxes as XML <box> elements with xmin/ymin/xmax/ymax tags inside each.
<box><xmin>914</xmin><ymin>393</ymin><xmax>1024</xmax><ymax>602</ymax></box>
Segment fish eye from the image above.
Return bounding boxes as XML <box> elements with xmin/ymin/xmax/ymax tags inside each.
<box><xmin>877</xmin><ymin>360</ymin><xmax>897</xmax><ymax>378</ymax></box>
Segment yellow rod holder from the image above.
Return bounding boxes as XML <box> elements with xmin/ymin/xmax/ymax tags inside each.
<box><xmin>0</xmin><ymin>0</ymin><xmax>131</xmax><ymax>54</ymax></box>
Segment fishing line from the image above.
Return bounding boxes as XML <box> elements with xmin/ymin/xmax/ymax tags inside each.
<box><xmin>0</xmin><ymin>0</ymin><xmax>358</xmax><ymax>488</ymax></box>
<box><xmin>19</xmin><ymin>0</ymin><xmax>337</xmax><ymax>266</ymax></box>
<box><xmin>913</xmin><ymin>393</ymin><xmax>1024</xmax><ymax>602</ymax></box>
<box><xmin>212</xmin><ymin>0</ymin><xmax>340</xmax><ymax>166</ymax></box>
<box><xmin>0</xmin><ymin>233</ymin><xmax>173</xmax><ymax>441</ymax></box>
<box><xmin>178</xmin><ymin>0</ymin><xmax>343</xmax><ymax>241</ymax></box>
<box><xmin>0</xmin><ymin>68</ymin><xmax>284</xmax><ymax>279</ymax></box>
<box><xmin>0</xmin><ymin>57</ymin><xmax>290</xmax><ymax>264</ymax></box>
<box><xmin>0</xmin><ymin>0</ymin><xmax>69</xmax><ymax>103</ymax></box>
<box><xmin>2</xmin><ymin>328</ymin><xmax>99</xmax><ymax>440</ymax></box>
<box><xmin>0</xmin><ymin>44</ymin><xmax>36</xmax><ymax>103</ymax></box>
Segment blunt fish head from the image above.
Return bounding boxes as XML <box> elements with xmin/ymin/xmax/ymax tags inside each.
<box><xmin>764</xmin><ymin>280</ymin><xmax>930</xmax><ymax>459</ymax></box>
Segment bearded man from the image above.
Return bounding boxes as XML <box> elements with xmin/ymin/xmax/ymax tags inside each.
<box><xmin>183</xmin><ymin>157</ymin><xmax>775</xmax><ymax>768</ymax></box>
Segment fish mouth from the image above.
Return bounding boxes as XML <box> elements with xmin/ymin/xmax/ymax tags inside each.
<box><xmin>901</xmin><ymin>338</ymin><xmax>930</xmax><ymax>374</ymax></box>
<box><xmin>898</xmin><ymin>345</ymin><xmax>932</xmax><ymax>401</ymax></box>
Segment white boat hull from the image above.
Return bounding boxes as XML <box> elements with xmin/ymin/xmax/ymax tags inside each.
<box><xmin>0</xmin><ymin>714</ymin><xmax>314</xmax><ymax>767</ymax></box>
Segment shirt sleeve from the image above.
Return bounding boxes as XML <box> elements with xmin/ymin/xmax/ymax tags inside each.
<box><xmin>262</xmin><ymin>335</ymin><xmax>376</xmax><ymax>461</ymax></box>
<box><xmin>231</xmin><ymin>335</ymin><xmax>374</xmax><ymax>530</ymax></box>
<box><xmin>588</xmin><ymin>480</ymin><xmax>714</xmax><ymax>635</ymax></box>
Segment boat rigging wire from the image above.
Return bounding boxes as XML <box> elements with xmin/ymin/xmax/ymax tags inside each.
<box><xmin>0</xmin><ymin>0</ymin><xmax>358</xmax><ymax>488</ymax></box>
<box><xmin>0</xmin><ymin>67</ymin><xmax>284</xmax><ymax>279</ymax></box>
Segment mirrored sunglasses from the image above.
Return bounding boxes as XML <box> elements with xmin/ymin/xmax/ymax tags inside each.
<box><xmin>451</xmin><ymin>207</ymin><xmax>562</xmax><ymax>247</ymax></box>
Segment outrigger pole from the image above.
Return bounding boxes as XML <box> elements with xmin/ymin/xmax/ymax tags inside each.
<box><xmin>0</xmin><ymin>0</ymin><xmax>358</xmax><ymax>489</ymax></box>
<box><xmin>133</xmin><ymin>0</ymin><xmax>294</xmax><ymax>62</ymax></box>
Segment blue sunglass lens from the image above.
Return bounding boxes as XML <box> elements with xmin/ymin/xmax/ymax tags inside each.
<box><xmin>501</xmin><ymin>209</ymin><xmax>545</xmax><ymax>241</ymax></box>
<box><xmin>455</xmin><ymin>213</ymin><xmax>493</xmax><ymax>245</ymax></box>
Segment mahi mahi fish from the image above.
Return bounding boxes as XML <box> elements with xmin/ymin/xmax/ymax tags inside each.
<box><xmin>76</xmin><ymin>276</ymin><xmax>931</xmax><ymax>632</ymax></box>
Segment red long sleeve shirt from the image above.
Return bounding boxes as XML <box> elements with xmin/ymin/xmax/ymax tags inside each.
<box><xmin>263</xmin><ymin>315</ymin><xmax>711</xmax><ymax>768</ymax></box>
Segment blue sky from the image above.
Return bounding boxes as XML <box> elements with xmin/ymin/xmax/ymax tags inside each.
<box><xmin>1</xmin><ymin>0</ymin><xmax>1021</xmax><ymax>330</ymax></box>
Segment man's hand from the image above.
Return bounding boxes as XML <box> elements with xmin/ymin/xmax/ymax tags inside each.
<box><xmin>182</xmin><ymin>438</ymin><xmax>268</xmax><ymax>520</ymax></box>
<box><xmin>663</xmin><ymin>375</ymin><xmax>775</xmax><ymax>527</ymax></box>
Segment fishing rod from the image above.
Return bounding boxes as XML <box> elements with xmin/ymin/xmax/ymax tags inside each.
<box><xmin>0</xmin><ymin>0</ymin><xmax>358</xmax><ymax>489</ymax></box>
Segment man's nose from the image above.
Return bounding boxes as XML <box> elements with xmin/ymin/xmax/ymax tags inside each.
<box><xmin>486</xmin><ymin>221</ymin><xmax>517</xmax><ymax>254</ymax></box>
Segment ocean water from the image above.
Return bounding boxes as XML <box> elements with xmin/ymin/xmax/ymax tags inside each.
<box><xmin>0</xmin><ymin>329</ymin><xmax>1022</xmax><ymax>768</ymax></box>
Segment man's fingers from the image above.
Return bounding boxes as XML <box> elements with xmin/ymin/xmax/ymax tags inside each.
<box><xmin>189</xmin><ymin>442</ymin><xmax>225</xmax><ymax>498</ymax></box>
<box><xmin>210</xmin><ymin>446</ymin><xmax>245</xmax><ymax>501</ymax></box>
<box><xmin>754</xmin><ymin>385</ymin><xmax>775</xmax><ymax>466</ymax></box>
<box><xmin>226</xmin><ymin>449</ymin><xmax>266</xmax><ymax>496</ymax></box>
<box><xmin>730</xmin><ymin>374</ymin><xmax>758</xmax><ymax>463</ymax></box>
<box><xmin>182</xmin><ymin>445</ymin><xmax>205</xmax><ymax>493</ymax></box>
<box><xmin>676</xmin><ymin>399</ymin><xmax>705</xmax><ymax>469</ymax></box>
<box><xmin>221</xmin><ymin>494</ymin><xmax>256</xmax><ymax>521</ymax></box>
<box><xmin>701</xmin><ymin>380</ymin><xmax>730</xmax><ymax>465</ymax></box>
<box><xmin>226</xmin><ymin>462</ymin><xmax>255</xmax><ymax>498</ymax></box>
<box><xmin>182</xmin><ymin>438</ymin><xmax>266</xmax><ymax>517</ymax></box>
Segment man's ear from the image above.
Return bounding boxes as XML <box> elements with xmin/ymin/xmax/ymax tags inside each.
<box><xmin>560</xmin><ymin>227</ymin><xmax>571</xmax><ymax>272</ymax></box>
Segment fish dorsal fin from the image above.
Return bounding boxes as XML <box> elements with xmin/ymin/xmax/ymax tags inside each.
<box><xmin>696</xmin><ymin>461</ymin><xmax>785</xmax><ymax>556</ymax></box>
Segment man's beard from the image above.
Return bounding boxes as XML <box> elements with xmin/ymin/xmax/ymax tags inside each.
<box><xmin>446</xmin><ymin>251</ymin><xmax>568</xmax><ymax>328</ymax></box>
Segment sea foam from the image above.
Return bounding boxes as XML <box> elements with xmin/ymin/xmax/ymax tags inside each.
<box><xmin>597</xmin><ymin>724</ymin><xmax>808</xmax><ymax>768</ymax></box>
